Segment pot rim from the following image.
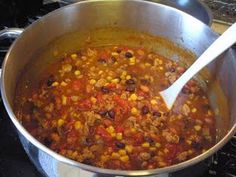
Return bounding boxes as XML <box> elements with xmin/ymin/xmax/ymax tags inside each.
<box><xmin>1</xmin><ymin>0</ymin><xmax>235</xmax><ymax>176</ymax></box>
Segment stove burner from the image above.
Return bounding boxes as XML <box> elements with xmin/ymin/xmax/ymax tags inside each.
<box><xmin>203</xmin><ymin>0</ymin><xmax>236</xmax><ymax>23</ymax></box>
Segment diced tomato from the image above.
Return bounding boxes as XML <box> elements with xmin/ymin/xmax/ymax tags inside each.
<box><xmin>78</xmin><ymin>99</ymin><xmax>92</xmax><ymax>110</ymax></box>
<box><xmin>165</xmin><ymin>144</ymin><xmax>178</xmax><ymax>160</ymax></box>
<box><xmin>137</xmin><ymin>90</ymin><xmax>149</xmax><ymax>98</ymax></box>
<box><xmin>113</xmin><ymin>95</ymin><xmax>130</xmax><ymax>111</ymax></box>
<box><xmin>116</xmin><ymin>126</ymin><xmax>124</xmax><ymax>133</ymax></box>
<box><xmin>133</xmin><ymin>133</ymin><xmax>144</xmax><ymax>145</ymax></box>
<box><xmin>96</xmin><ymin>126</ymin><xmax>112</xmax><ymax>142</ymax></box>
<box><xmin>96</xmin><ymin>92</ymin><xmax>103</xmax><ymax>103</ymax></box>
<box><xmin>100</xmin><ymin>52</ymin><xmax>109</xmax><ymax>61</ymax></box>
<box><xmin>103</xmin><ymin>119</ymin><xmax>113</xmax><ymax>127</ymax></box>
<box><xmin>106</xmin><ymin>83</ymin><xmax>116</xmax><ymax>89</ymax></box>
<box><xmin>72</xmin><ymin>79</ymin><xmax>82</xmax><ymax>90</ymax></box>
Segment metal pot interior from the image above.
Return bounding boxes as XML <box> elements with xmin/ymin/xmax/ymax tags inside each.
<box><xmin>1</xmin><ymin>0</ymin><xmax>236</xmax><ymax>176</ymax></box>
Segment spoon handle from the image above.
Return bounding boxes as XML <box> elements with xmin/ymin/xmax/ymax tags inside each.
<box><xmin>161</xmin><ymin>23</ymin><xmax>236</xmax><ymax>109</ymax></box>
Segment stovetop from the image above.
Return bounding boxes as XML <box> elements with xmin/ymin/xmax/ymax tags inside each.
<box><xmin>0</xmin><ymin>1</ymin><xmax>235</xmax><ymax>177</ymax></box>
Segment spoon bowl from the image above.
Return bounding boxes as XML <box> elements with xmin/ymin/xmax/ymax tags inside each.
<box><xmin>160</xmin><ymin>22</ymin><xmax>236</xmax><ymax>110</ymax></box>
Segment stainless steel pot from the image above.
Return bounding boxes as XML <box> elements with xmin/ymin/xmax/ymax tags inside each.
<box><xmin>62</xmin><ymin>0</ymin><xmax>213</xmax><ymax>26</ymax></box>
<box><xmin>1</xmin><ymin>0</ymin><xmax>236</xmax><ymax>176</ymax></box>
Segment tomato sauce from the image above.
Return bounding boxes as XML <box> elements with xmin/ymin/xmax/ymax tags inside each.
<box><xmin>14</xmin><ymin>46</ymin><xmax>215</xmax><ymax>170</ymax></box>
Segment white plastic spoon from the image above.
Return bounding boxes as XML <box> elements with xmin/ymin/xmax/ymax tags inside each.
<box><xmin>160</xmin><ymin>22</ymin><xmax>236</xmax><ymax>110</ymax></box>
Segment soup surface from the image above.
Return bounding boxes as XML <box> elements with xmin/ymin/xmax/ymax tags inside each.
<box><xmin>14</xmin><ymin>46</ymin><xmax>215</xmax><ymax>170</ymax></box>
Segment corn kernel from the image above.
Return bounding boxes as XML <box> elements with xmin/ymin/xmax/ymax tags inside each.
<box><xmin>125</xmin><ymin>145</ymin><xmax>133</xmax><ymax>153</ymax></box>
<box><xmin>52</xmin><ymin>82</ymin><xmax>59</xmax><ymax>87</ymax></box>
<box><xmin>51</xmin><ymin>133</ymin><xmax>60</xmax><ymax>142</ymax></box>
<box><xmin>111</xmin><ymin>152</ymin><xmax>120</xmax><ymax>159</ymax></box>
<box><xmin>120</xmin><ymin>155</ymin><xmax>129</xmax><ymax>162</ymax></box>
<box><xmin>71</xmin><ymin>96</ymin><xmax>79</xmax><ymax>102</ymax></box>
<box><xmin>90</xmin><ymin>97</ymin><xmax>97</xmax><ymax>104</ymax></box>
<box><xmin>126</xmin><ymin>75</ymin><xmax>131</xmax><ymax>80</ymax></box>
<box><xmin>140</xmin><ymin>85</ymin><xmax>149</xmax><ymax>92</ymax></box>
<box><xmin>95</xmin><ymin>135</ymin><xmax>100</xmax><ymax>140</ymax></box>
<box><xmin>111</xmin><ymin>78</ymin><xmax>119</xmax><ymax>84</ymax></box>
<box><xmin>118</xmin><ymin>149</ymin><xmax>126</xmax><ymax>156</ymax></box>
<box><xmin>106</xmin><ymin>126</ymin><xmax>115</xmax><ymax>134</ymax></box>
<box><xmin>129</xmin><ymin>62</ymin><xmax>135</xmax><ymax>66</ymax></box>
<box><xmin>145</xmin><ymin>63</ymin><xmax>151</xmax><ymax>67</ymax></box>
<box><xmin>131</xmin><ymin>107</ymin><xmax>138</xmax><ymax>115</ymax></box>
<box><xmin>106</xmin><ymin>76</ymin><xmax>113</xmax><ymax>81</ymax></box>
<box><xmin>129</xmin><ymin>57</ymin><xmax>136</xmax><ymax>63</ymax></box>
<box><xmin>159</xmin><ymin>161</ymin><xmax>167</xmax><ymax>167</ymax></box>
<box><xmin>131</xmin><ymin>128</ymin><xmax>136</xmax><ymax>133</ymax></box>
<box><xmin>194</xmin><ymin>125</ymin><xmax>202</xmax><ymax>131</ymax></box>
<box><xmin>111</xmin><ymin>52</ymin><xmax>119</xmax><ymax>56</ymax></box>
<box><xmin>62</xmin><ymin>64</ymin><xmax>72</xmax><ymax>73</ymax></box>
<box><xmin>164</xmin><ymin>148</ymin><xmax>169</xmax><ymax>154</ymax></box>
<box><xmin>155</xmin><ymin>143</ymin><xmax>161</xmax><ymax>148</ymax></box>
<box><xmin>89</xmin><ymin>79</ymin><xmax>96</xmax><ymax>85</ymax></box>
<box><xmin>159</xmin><ymin>66</ymin><xmax>163</xmax><ymax>70</ymax></box>
<box><xmin>71</xmin><ymin>53</ymin><xmax>78</xmax><ymax>59</ymax></box>
<box><xmin>142</xmin><ymin>142</ymin><xmax>150</xmax><ymax>148</ymax></box>
<box><xmin>74</xmin><ymin>70</ymin><xmax>81</xmax><ymax>76</ymax></box>
<box><xmin>74</xmin><ymin>121</ymin><xmax>82</xmax><ymax>130</ymax></box>
<box><xmin>61</xmin><ymin>81</ymin><xmax>67</xmax><ymax>87</ymax></box>
<box><xmin>116</xmin><ymin>133</ymin><xmax>123</xmax><ymax>140</ymax></box>
<box><xmin>191</xmin><ymin>108</ymin><xmax>197</xmax><ymax>113</ymax></box>
<box><xmin>150</xmin><ymin>147</ymin><xmax>157</xmax><ymax>151</ymax></box>
<box><xmin>137</xmin><ymin>49</ymin><xmax>145</xmax><ymax>56</ymax></box>
<box><xmin>62</xmin><ymin>95</ymin><xmax>67</xmax><ymax>105</ymax></box>
<box><xmin>150</xmin><ymin>99</ymin><xmax>157</xmax><ymax>105</ymax></box>
<box><xmin>188</xmin><ymin>150</ymin><xmax>193</xmax><ymax>155</ymax></box>
<box><xmin>57</xmin><ymin>119</ymin><xmax>65</xmax><ymax>127</ymax></box>
<box><xmin>130</xmin><ymin>93</ymin><xmax>138</xmax><ymax>101</ymax></box>
<box><xmin>98</xmin><ymin>70</ymin><xmax>103</xmax><ymax>75</ymax></box>
<box><xmin>111</xmin><ymin>133</ymin><xmax>116</xmax><ymax>137</ymax></box>
<box><xmin>186</xmin><ymin>140</ymin><xmax>192</xmax><ymax>145</ymax></box>
<box><xmin>121</xmin><ymin>71</ymin><xmax>127</xmax><ymax>76</ymax></box>
<box><xmin>101</xmin><ymin>155</ymin><xmax>109</xmax><ymax>161</ymax></box>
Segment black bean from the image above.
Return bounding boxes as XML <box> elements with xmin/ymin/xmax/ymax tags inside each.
<box><xmin>144</xmin><ymin>137</ymin><xmax>155</xmax><ymax>145</ymax></box>
<box><xmin>141</xmin><ymin>105</ymin><xmax>149</xmax><ymax>115</ymax></box>
<box><xmin>85</xmin><ymin>137</ymin><xmax>93</xmax><ymax>146</ymax></box>
<box><xmin>163</xmin><ymin>112</ymin><xmax>170</xmax><ymax>117</ymax></box>
<box><xmin>125</xmin><ymin>85</ymin><xmax>135</xmax><ymax>92</ymax></box>
<box><xmin>108</xmin><ymin>109</ymin><xmax>115</xmax><ymax>119</ymax></box>
<box><xmin>116</xmin><ymin>48</ymin><xmax>122</xmax><ymax>53</ymax></box>
<box><xmin>140</xmin><ymin>79</ymin><xmax>149</xmax><ymax>85</ymax></box>
<box><xmin>46</xmin><ymin>75</ymin><xmax>55</xmax><ymax>87</ymax></box>
<box><xmin>182</xmin><ymin>87</ymin><xmax>191</xmax><ymax>94</ymax></box>
<box><xmin>150</xmin><ymin>151</ymin><xmax>156</xmax><ymax>157</ymax></box>
<box><xmin>170</xmin><ymin>67</ymin><xmax>176</xmax><ymax>72</ymax></box>
<box><xmin>153</xmin><ymin>111</ymin><xmax>162</xmax><ymax>117</ymax></box>
<box><xmin>76</xmin><ymin>50</ymin><xmax>82</xmax><ymax>57</ymax></box>
<box><xmin>110</xmin><ymin>56</ymin><xmax>117</xmax><ymax>63</ymax></box>
<box><xmin>179</xmin><ymin>137</ymin><xmax>185</xmax><ymax>143</ymax></box>
<box><xmin>192</xmin><ymin>141</ymin><xmax>202</xmax><ymax>150</ymax></box>
<box><xmin>125</xmin><ymin>51</ymin><xmax>133</xmax><ymax>58</ymax></box>
<box><xmin>98</xmin><ymin>58</ymin><xmax>106</xmax><ymax>64</ymax></box>
<box><xmin>82</xmin><ymin>158</ymin><xmax>93</xmax><ymax>165</ymax></box>
<box><xmin>115</xmin><ymin>141</ymin><xmax>125</xmax><ymax>149</ymax></box>
<box><xmin>98</xmin><ymin>110</ymin><xmax>108</xmax><ymax>117</ymax></box>
<box><xmin>101</xmin><ymin>86</ymin><xmax>110</xmax><ymax>94</ymax></box>
<box><xmin>203</xmin><ymin>104</ymin><xmax>210</xmax><ymax>111</ymax></box>
<box><xmin>125</xmin><ymin>79</ymin><xmax>135</xmax><ymax>85</ymax></box>
<box><xmin>43</xmin><ymin>138</ymin><xmax>52</xmax><ymax>147</ymax></box>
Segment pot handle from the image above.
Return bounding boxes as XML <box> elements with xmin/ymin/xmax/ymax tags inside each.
<box><xmin>0</xmin><ymin>28</ymin><xmax>24</xmax><ymax>77</ymax></box>
<box><xmin>0</xmin><ymin>28</ymin><xmax>24</xmax><ymax>38</ymax></box>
